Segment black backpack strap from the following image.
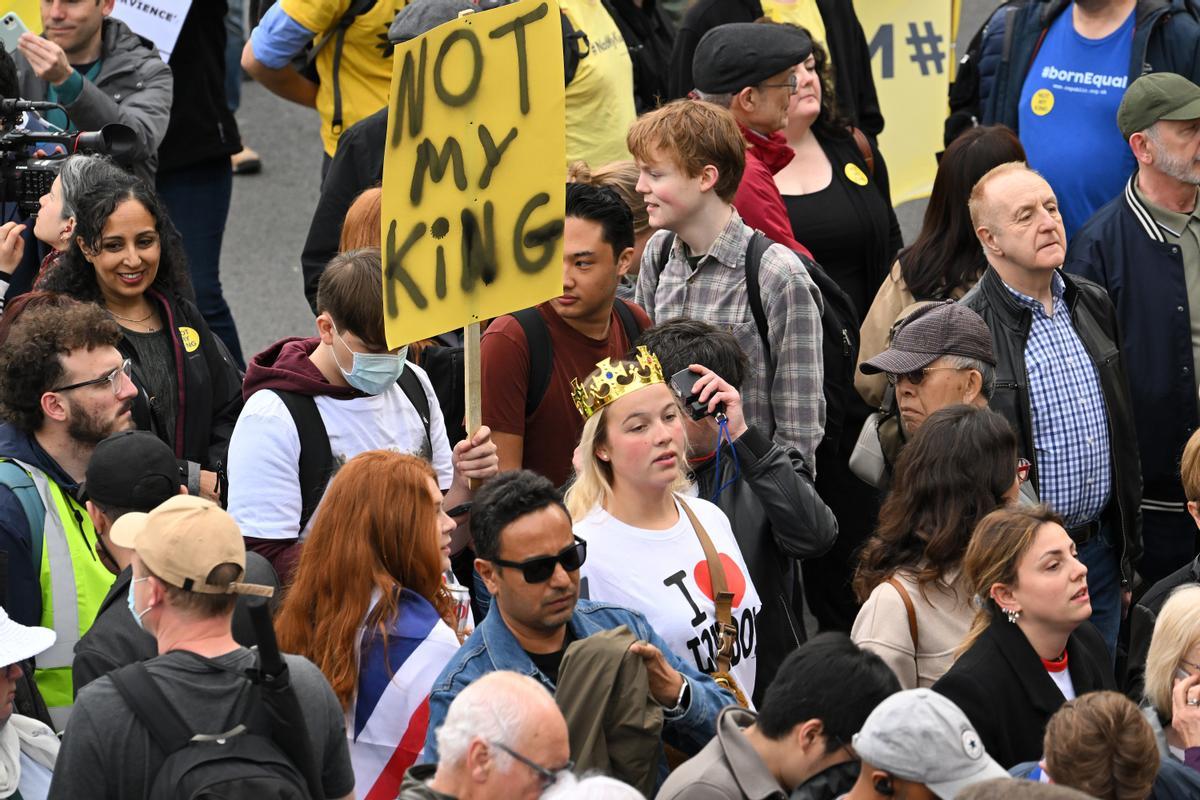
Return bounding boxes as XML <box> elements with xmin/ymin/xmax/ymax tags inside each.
<box><xmin>560</xmin><ymin>10</ymin><xmax>589</xmax><ymax>85</ymax></box>
<box><xmin>654</xmin><ymin>232</ymin><xmax>677</xmax><ymax>279</ymax></box>
<box><xmin>613</xmin><ymin>298</ymin><xmax>643</xmax><ymax>345</ymax></box>
<box><xmin>743</xmin><ymin>231</ymin><xmax>774</xmax><ymax>364</ymax></box>
<box><xmin>109</xmin><ymin>662</ymin><xmax>194</xmax><ymax>755</ymax></box>
<box><xmin>308</xmin><ymin>0</ymin><xmax>377</xmax><ymax>135</ymax></box>
<box><xmin>398</xmin><ymin>367</ymin><xmax>433</xmax><ymax>453</ymax></box>
<box><xmin>513</xmin><ymin>308</ymin><xmax>553</xmax><ymax>419</ymax></box>
<box><xmin>273</xmin><ymin>390</ymin><xmax>333</xmax><ymax>533</ymax></box>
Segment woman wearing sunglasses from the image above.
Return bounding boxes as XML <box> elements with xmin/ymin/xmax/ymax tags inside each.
<box><xmin>42</xmin><ymin>173</ymin><xmax>242</xmax><ymax>504</ymax></box>
<box><xmin>277</xmin><ymin>450</ymin><xmax>463</xmax><ymax>800</ymax></box>
<box><xmin>851</xmin><ymin>405</ymin><xmax>1023</xmax><ymax>690</ymax></box>
<box><xmin>565</xmin><ymin>347</ymin><xmax>763</xmax><ymax>706</ymax></box>
<box><xmin>1141</xmin><ymin>585</ymin><xmax>1200</xmax><ymax>773</ymax></box>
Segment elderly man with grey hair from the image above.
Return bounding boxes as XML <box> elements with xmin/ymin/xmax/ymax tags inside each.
<box><xmin>851</xmin><ymin>300</ymin><xmax>998</xmax><ymax>489</ymax></box>
<box><xmin>399</xmin><ymin>671</ymin><xmax>572</xmax><ymax>800</ymax></box>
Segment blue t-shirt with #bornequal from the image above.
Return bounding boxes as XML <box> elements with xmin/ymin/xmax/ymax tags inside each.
<box><xmin>1018</xmin><ymin>4</ymin><xmax>1136</xmax><ymax>239</ymax></box>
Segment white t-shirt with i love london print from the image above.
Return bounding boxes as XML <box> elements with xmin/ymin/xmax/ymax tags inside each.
<box><xmin>575</xmin><ymin>495</ymin><xmax>763</xmax><ymax>704</ymax></box>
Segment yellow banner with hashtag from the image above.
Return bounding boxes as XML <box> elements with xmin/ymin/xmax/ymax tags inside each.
<box><xmin>852</xmin><ymin>0</ymin><xmax>958</xmax><ymax>206</ymax></box>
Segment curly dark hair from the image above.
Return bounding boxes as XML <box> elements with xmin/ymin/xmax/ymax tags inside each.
<box><xmin>853</xmin><ymin>404</ymin><xmax>1017</xmax><ymax>601</ymax></box>
<box><xmin>0</xmin><ymin>301</ymin><xmax>123</xmax><ymax>433</ymax></box>
<box><xmin>42</xmin><ymin>173</ymin><xmax>194</xmax><ymax>304</ymax></box>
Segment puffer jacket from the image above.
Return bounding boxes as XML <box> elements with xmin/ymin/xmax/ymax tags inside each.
<box><xmin>961</xmin><ymin>267</ymin><xmax>1142</xmax><ymax>583</ymax></box>
<box><xmin>690</xmin><ymin>424</ymin><xmax>838</xmax><ymax>704</ymax></box>
<box><xmin>15</xmin><ymin>18</ymin><xmax>173</xmax><ymax>183</ymax></box>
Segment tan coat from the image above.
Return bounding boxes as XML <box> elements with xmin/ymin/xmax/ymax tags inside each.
<box><xmin>851</xmin><ymin>568</ymin><xmax>974</xmax><ymax>690</ymax></box>
<box><xmin>854</xmin><ymin>262</ymin><xmax>973</xmax><ymax>408</ymax></box>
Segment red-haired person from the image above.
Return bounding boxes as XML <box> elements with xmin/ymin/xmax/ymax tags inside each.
<box><xmin>276</xmin><ymin>450</ymin><xmax>462</xmax><ymax>800</ymax></box>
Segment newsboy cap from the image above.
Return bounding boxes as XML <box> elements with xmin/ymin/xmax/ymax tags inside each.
<box><xmin>692</xmin><ymin>23</ymin><xmax>813</xmax><ymax>95</ymax></box>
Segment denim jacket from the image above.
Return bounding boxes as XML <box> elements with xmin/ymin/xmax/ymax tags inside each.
<box><xmin>423</xmin><ymin>599</ymin><xmax>733</xmax><ymax>762</ymax></box>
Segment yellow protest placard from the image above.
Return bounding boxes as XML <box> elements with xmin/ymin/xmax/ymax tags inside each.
<box><xmin>852</xmin><ymin>0</ymin><xmax>957</xmax><ymax>206</ymax></box>
<box><xmin>5</xmin><ymin>1</ymin><xmax>41</xmax><ymax>36</ymax></box>
<box><xmin>380</xmin><ymin>0</ymin><xmax>566</xmax><ymax>349</ymax></box>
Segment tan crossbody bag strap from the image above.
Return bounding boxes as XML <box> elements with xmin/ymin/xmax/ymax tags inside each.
<box><xmin>677</xmin><ymin>497</ymin><xmax>736</xmax><ymax>675</ymax></box>
<box><xmin>885</xmin><ymin>576</ymin><xmax>919</xmax><ymax>651</ymax></box>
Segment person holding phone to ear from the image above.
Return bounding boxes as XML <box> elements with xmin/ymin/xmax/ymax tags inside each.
<box><xmin>1141</xmin><ymin>585</ymin><xmax>1200</xmax><ymax>774</ymax></box>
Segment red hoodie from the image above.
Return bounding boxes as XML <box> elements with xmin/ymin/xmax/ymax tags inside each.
<box><xmin>733</xmin><ymin>123</ymin><xmax>812</xmax><ymax>258</ymax></box>
<box><xmin>240</xmin><ymin>336</ymin><xmax>361</xmax><ymax>580</ymax></box>
<box><xmin>241</xmin><ymin>336</ymin><xmax>361</xmax><ymax>401</ymax></box>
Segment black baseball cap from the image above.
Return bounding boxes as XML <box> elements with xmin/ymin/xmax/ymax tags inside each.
<box><xmin>83</xmin><ymin>431</ymin><xmax>180</xmax><ymax>511</ymax></box>
<box><xmin>692</xmin><ymin>23</ymin><xmax>813</xmax><ymax>94</ymax></box>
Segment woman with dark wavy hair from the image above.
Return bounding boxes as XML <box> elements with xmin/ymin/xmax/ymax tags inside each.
<box><xmin>42</xmin><ymin>174</ymin><xmax>242</xmax><ymax>503</ymax></box>
<box><xmin>851</xmin><ymin>404</ymin><xmax>1021</xmax><ymax>689</ymax></box>
<box><xmin>855</xmin><ymin>125</ymin><xmax>1027</xmax><ymax>409</ymax></box>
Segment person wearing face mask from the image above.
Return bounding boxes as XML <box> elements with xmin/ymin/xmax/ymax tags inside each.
<box><xmin>71</xmin><ymin>430</ymin><xmax>279</xmax><ymax>695</ymax></box>
<box><xmin>0</xmin><ymin>610</ymin><xmax>60</xmax><ymax>800</ymax></box>
<box><xmin>228</xmin><ymin>248</ymin><xmax>499</xmax><ymax>584</ymax></box>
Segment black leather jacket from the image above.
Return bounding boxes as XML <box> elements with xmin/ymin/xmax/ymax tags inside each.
<box><xmin>690</xmin><ymin>425</ymin><xmax>838</xmax><ymax>704</ymax></box>
<box><xmin>961</xmin><ymin>267</ymin><xmax>1143</xmax><ymax>582</ymax></box>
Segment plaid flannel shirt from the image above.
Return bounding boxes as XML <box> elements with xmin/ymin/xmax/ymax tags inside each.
<box><xmin>1005</xmin><ymin>272</ymin><xmax>1112</xmax><ymax>526</ymax></box>
<box><xmin>635</xmin><ymin>210</ymin><xmax>825</xmax><ymax>468</ymax></box>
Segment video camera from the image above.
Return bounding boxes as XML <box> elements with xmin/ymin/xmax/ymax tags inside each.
<box><xmin>0</xmin><ymin>98</ymin><xmax>136</xmax><ymax>216</ymax></box>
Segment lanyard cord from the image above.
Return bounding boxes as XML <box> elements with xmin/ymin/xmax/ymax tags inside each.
<box><xmin>710</xmin><ymin>413</ymin><xmax>741</xmax><ymax>502</ymax></box>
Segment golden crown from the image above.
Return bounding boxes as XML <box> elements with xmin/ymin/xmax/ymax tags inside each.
<box><xmin>571</xmin><ymin>346</ymin><xmax>666</xmax><ymax>419</ymax></box>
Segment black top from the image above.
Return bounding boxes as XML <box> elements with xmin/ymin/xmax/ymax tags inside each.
<box><xmin>605</xmin><ymin>0</ymin><xmax>676</xmax><ymax>114</ymax></box>
<box><xmin>157</xmin><ymin>0</ymin><xmax>241</xmax><ymax>172</ymax></box>
<box><xmin>932</xmin><ymin>612</ymin><xmax>1116</xmax><ymax>768</ymax></box>
<box><xmin>123</xmin><ymin>326</ymin><xmax>178</xmax><ymax>448</ymax></box>
<box><xmin>782</xmin><ymin>130</ymin><xmax>902</xmax><ymax>322</ymax></box>
<box><xmin>526</xmin><ymin>626</ymin><xmax>577</xmax><ymax>685</ymax></box>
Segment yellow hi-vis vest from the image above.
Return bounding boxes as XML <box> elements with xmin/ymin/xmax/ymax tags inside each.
<box><xmin>9</xmin><ymin>460</ymin><xmax>115</xmax><ymax>730</ymax></box>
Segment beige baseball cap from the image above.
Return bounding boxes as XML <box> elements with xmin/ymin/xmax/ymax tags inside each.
<box><xmin>111</xmin><ymin>495</ymin><xmax>273</xmax><ymax>597</ymax></box>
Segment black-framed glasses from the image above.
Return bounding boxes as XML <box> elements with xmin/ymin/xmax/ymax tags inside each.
<box><xmin>489</xmin><ymin>741</ymin><xmax>574</xmax><ymax>788</ymax></box>
<box><xmin>50</xmin><ymin>359</ymin><xmax>132</xmax><ymax>396</ymax></box>
<box><xmin>491</xmin><ymin>536</ymin><xmax>587</xmax><ymax>584</ymax></box>
<box><xmin>759</xmin><ymin>74</ymin><xmax>799</xmax><ymax>93</ymax></box>
<box><xmin>885</xmin><ymin>365</ymin><xmax>967</xmax><ymax>386</ymax></box>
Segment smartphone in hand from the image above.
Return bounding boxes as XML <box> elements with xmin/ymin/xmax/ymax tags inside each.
<box><xmin>0</xmin><ymin>13</ymin><xmax>29</xmax><ymax>55</ymax></box>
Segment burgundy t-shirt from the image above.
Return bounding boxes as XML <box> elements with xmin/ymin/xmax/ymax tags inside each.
<box><xmin>481</xmin><ymin>300</ymin><xmax>650</xmax><ymax>486</ymax></box>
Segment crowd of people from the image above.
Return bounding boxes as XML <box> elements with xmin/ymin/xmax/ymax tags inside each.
<box><xmin>1</xmin><ymin>0</ymin><xmax>1200</xmax><ymax>798</ymax></box>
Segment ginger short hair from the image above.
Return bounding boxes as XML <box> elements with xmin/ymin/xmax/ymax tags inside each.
<box><xmin>967</xmin><ymin>161</ymin><xmax>1035</xmax><ymax>231</ymax></box>
<box><xmin>1180</xmin><ymin>428</ymin><xmax>1200</xmax><ymax>502</ymax></box>
<box><xmin>339</xmin><ymin>186</ymin><xmax>382</xmax><ymax>251</ymax></box>
<box><xmin>626</xmin><ymin>100</ymin><xmax>745</xmax><ymax>203</ymax></box>
<box><xmin>1042</xmin><ymin>691</ymin><xmax>1159</xmax><ymax>800</ymax></box>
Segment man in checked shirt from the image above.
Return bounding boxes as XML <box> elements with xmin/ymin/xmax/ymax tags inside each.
<box><xmin>961</xmin><ymin>162</ymin><xmax>1143</xmax><ymax>661</ymax></box>
<box><xmin>630</xmin><ymin>99</ymin><xmax>825</xmax><ymax>472</ymax></box>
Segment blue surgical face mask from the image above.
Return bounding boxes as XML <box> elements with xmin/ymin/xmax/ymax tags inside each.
<box><xmin>331</xmin><ymin>324</ymin><xmax>407</xmax><ymax>395</ymax></box>
<box><xmin>127</xmin><ymin>576</ymin><xmax>151</xmax><ymax>630</ymax></box>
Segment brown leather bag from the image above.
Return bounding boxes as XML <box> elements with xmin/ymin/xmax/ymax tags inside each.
<box><xmin>677</xmin><ymin>497</ymin><xmax>749</xmax><ymax>708</ymax></box>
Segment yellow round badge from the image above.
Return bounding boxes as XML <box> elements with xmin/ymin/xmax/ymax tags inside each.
<box><xmin>1031</xmin><ymin>89</ymin><xmax>1055</xmax><ymax>116</ymax></box>
<box><xmin>845</xmin><ymin>163</ymin><xmax>869</xmax><ymax>186</ymax></box>
<box><xmin>179</xmin><ymin>326</ymin><xmax>200</xmax><ymax>353</ymax></box>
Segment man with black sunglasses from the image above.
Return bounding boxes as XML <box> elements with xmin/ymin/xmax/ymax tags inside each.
<box><xmin>0</xmin><ymin>302</ymin><xmax>135</xmax><ymax>725</ymax></box>
<box><xmin>423</xmin><ymin>470</ymin><xmax>733</xmax><ymax>791</ymax></box>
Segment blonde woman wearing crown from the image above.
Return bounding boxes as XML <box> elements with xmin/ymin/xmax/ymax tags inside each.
<box><xmin>566</xmin><ymin>347</ymin><xmax>763</xmax><ymax>707</ymax></box>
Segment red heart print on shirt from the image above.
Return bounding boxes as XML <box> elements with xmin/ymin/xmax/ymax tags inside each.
<box><xmin>693</xmin><ymin>555</ymin><xmax>747</xmax><ymax>607</ymax></box>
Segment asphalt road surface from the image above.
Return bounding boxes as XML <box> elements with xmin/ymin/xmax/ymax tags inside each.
<box><xmin>221</xmin><ymin>0</ymin><xmax>999</xmax><ymax>359</ymax></box>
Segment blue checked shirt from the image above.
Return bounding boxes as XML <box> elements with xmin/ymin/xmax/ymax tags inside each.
<box><xmin>1005</xmin><ymin>272</ymin><xmax>1111</xmax><ymax>526</ymax></box>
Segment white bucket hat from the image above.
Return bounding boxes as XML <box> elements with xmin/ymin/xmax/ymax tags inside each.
<box><xmin>0</xmin><ymin>607</ymin><xmax>55</xmax><ymax>666</ymax></box>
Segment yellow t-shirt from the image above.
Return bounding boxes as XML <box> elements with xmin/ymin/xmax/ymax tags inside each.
<box><xmin>280</xmin><ymin>0</ymin><xmax>409</xmax><ymax>155</ymax></box>
<box><xmin>561</xmin><ymin>0</ymin><xmax>636</xmax><ymax>168</ymax></box>
<box><xmin>761</xmin><ymin>0</ymin><xmax>827</xmax><ymax>57</ymax></box>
